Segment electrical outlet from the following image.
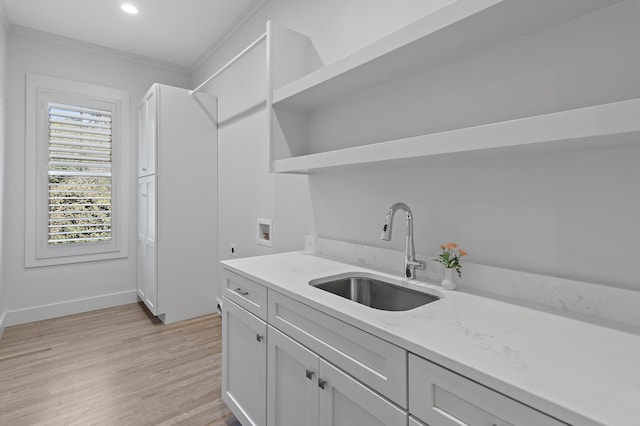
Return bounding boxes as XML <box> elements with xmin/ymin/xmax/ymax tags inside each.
<box><xmin>229</xmin><ymin>244</ymin><xmax>237</xmax><ymax>257</ymax></box>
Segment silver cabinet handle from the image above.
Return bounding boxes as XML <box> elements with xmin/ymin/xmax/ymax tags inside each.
<box><xmin>256</xmin><ymin>334</ymin><xmax>264</xmax><ymax>342</ymax></box>
<box><xmin>318</xmin><ymin>379</ymin><xmax>326</xmax><ymax>390</ymax></box>
<box><xmin>305</xmin><ymin>370</ymin><xmax>314</xmax><ymax>380</ymax></box>
<box><xmin>234</xmin><ymin>288</ymin><xmax>249</xmax><ymax>296</ymax></box>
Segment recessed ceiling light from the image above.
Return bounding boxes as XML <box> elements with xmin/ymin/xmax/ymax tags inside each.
<box><xmin>121</xmin><ymin>3</ymin><xmax>139</xmax><ymax>14</ymax></box>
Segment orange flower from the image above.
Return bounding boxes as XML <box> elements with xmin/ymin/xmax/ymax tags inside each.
<box><xmin>440</xmin><ymin>244</ymin><xmax>446</xmax><ymax>249</ymax></box>
<box><xmin>445</xmin><ymin>243</ymin><xmax>458</xmax><ymax>249</ymax></box>
<box><xmin>459</xmin><ymin>249</ymin><xmax>467</xmax><ymax>257</ymax></box>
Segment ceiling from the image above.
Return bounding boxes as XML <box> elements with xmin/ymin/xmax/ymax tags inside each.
<box><xmin>0</xmin><ymin>0</ymin><xmax>266</xmax><ymax>71</ymax></box>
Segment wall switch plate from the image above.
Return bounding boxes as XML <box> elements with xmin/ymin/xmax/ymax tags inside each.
<box><xmin>229</xmin><ymin>243</ymin><xmax>237</xmax><ymax>257</ymax></box>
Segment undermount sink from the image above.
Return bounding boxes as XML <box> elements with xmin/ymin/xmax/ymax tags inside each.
<box><xmin>309</xmin><ymin>273</ymin><xmax>440</xmax><ymax>311</ymax></box>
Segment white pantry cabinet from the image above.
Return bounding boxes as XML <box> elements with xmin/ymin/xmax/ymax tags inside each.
<box><xmin>137</xmin><ymin>83</ymin><xmax>218</xmax><ymax>323</ymax></box>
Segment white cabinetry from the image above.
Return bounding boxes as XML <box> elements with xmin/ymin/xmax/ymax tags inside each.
<box><xmin>222</xmin><ymin>298</ymin><xmax>267</xmax><ymax>426</ymax></box>
<box><xmin>222</xmin><ymin>270</ymin><xmax>268</xmax><ymax>426</ymax></box>
<box><xmin>268</xmin><ymin>289</ymin><xmax>407</xmax><ymax>407</ymax></box>
<box><xmin>137</xmin><ymin>86</ymin><xmax>157</xmax><ymax>177</ymax></box>
<box><xmin>136</xmin><ymin>83</ymin><xmax>218</xmax><ymax>323</ymax></box>
<box><xmin>267</xmin><ymin>326</ymin><xmax>318</xmax><ymax>426</ymax></box>
<box><xmin>266</xmin><ymin>308</ymin><xmax>406</xmax><ymax>426</ymax></box>
<box><xmin>137</xmin><ymin>175</ymin><xmax>157</xmax><ymax>314</ymax></box>
<box><xmin>267</xmin><ymin>0</ymin><xmax>639</xmax><ymax>173</ymax></box>
<box><xmin>409</xmin><ymin>354</ymin><xmax>565</xmax><ymax>426</ymax></box>
<box><xmin>221</xmin><ymin>264</ymin><xmax>577</xmax><ymax>425</ymax></box>
<box><xmin>221</xmin><ymin>268</ymin><xmax>407</xmax><ymax>426</ymax></box>
<box><xmin>317</xmin><ymin>358</ymin><xmax>406</xmax><ymax>426</ymax></box>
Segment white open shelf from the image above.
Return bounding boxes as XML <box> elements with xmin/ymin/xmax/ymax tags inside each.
<box><xmin>267</xmin><ymin>0</ymin><xmax>628</xmax><ymax>174</ymax></box>
<box><xmin>271</xmin><ymin>99</ymin><xmax>640</xmax><ymax>173</ymax></box>
<box><xmin>272</xmin><ymin>0</ymin><xmax>621</xmax><ymax>109</ymax></box>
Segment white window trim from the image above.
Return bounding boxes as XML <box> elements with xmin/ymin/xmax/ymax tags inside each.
<box><xmin>25</xmin><ymin>73</ymin><xmax>129</xmax><ymax>267</ymax></box>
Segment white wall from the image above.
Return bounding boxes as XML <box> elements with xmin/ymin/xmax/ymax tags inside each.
<box><xmin>306</xmin><ymin>1</ymin><xmax>640</xmax><ymax>291</ymax></box>
<box><xmin>3</xmin><ymin>32</ymin><xmax>188</xmax><ymax>324</ymax></box>
<box><xmin>0</xmin><ymin>13</ymin><xmax>7</xmax><ymax>335</ymax></box>
<box><xmin>191</xmin><ymin>0</ymin><xmax>455</xmax><ymax>300</ymax></box>
<box><xmin>196</xmin><ymin>0</ymin><xmax>640</xmax><ymax>294</ymax></box>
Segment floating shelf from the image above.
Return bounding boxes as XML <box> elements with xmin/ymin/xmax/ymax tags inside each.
<box><xmin>267</xmin><ymin>0</ymin><xmax>626</xmax><ymax>173</ymax></box>
<box><xmin>272</xmin><ymin>0</ymin><xmax>621</xmax><ymax>109</ymax></box>
<box><xmin>271</xmin><ymin>99</ymin><xmax>640</xmax><ymax>173</ymax></box>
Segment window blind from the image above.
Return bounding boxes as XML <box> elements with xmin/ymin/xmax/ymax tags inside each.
<box><xmin>47</xmin><ymin>102</ymin><xmax>112</xmax><ymax>244</ymax></box>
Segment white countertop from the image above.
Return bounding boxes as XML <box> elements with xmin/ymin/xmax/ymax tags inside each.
<box><xmin>222</xmin><ymin>251</ymin><xmax>640</xmax><ymax>426</ymax></box>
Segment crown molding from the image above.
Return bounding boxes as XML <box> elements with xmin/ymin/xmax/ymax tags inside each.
<box><xmin>189</xmin><ymin>0</ymin><xmax>269</xmax><ymax>73</ymax></box>
<box><xmin>9</xmin><ymin>24</ymin><xmax>191</xmax><ymax>75</ymax></box>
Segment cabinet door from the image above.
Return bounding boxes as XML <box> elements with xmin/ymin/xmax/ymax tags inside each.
<box><xmin>409</xmin><ymin>416</ymin><xmax>428</xmax><ymax>426</ymax></box>
<box><xmin>137</xmin><ymin>177</ymin><xmax>157</xmax><ymax>315</ymax></box>
<box><xmin>318</xmin><ymin>359</ymin><xmax>407</xmax><ymax>426</ymax></box>
<box><xmin>137</xmin><ymin>180</ymin><xmax>147</xmax><ymax>301</ymax></box>
<box><xmin>267</xmin><ymin>326</ymin><xmax>319</xmax><ymax>426</ymax></box>
<box><xmin>222</xmin><ymin>298</ymin><xmax>267</xmax><ymax>426</ymax></box>
<box><xmin>138</xmin><ymin>86</ymin><xmax>157</xmax><ymax>177</ymax></box>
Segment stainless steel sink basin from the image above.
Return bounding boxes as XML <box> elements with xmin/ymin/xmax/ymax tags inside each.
<box><xmin>309</xmin><ymin>274</ymin><xmax>440</xmax><ymax>311</ymax></box>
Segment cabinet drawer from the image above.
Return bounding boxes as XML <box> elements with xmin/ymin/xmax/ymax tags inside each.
<box><xmin>223</xmin><ymin>269</ymin><xmax>267</xmax><ymax>320</ymax></box>
<box><xmin>268</xmin><ymin>289</ymin><xmax>407</xmax><ymax>408</ymax></box>
<box><xmin>409</xmin><ymin>354</ymin><xmax>566</xmax><ymax>426</ymax></box>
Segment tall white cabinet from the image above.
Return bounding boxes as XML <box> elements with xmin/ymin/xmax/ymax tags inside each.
<box><xmin>137</xmin><ymin>83</ymin><xmax>218</xmax><ymax>324</ymax></box>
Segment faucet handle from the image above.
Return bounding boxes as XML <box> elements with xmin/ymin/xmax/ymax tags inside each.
<box><xmin>406</xmin><ymin>259</ymin><xmax>426</xmax><ymax>279</ymax></box>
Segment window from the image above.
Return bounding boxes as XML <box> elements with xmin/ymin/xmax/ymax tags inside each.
<box><xmin>48</xmin><ymin>102</ymin><xmax>113</xmax><ymax>245</ymax></box>
<box><xmin>26</xmin><ymin>73</ymin><xmax>129</xmax><ymax>267</ymax></box>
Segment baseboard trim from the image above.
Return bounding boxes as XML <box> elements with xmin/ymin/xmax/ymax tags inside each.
<box><xmin>5</xmin><ymin>290</ymin><xmax>139</xmax><ymax>327</ymax></box>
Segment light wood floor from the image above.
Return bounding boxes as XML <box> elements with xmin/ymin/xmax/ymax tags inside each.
<box><xmin>0</xmin><ymin>303</ymin><xmax>240</xmax><ymax>426</ymax></box>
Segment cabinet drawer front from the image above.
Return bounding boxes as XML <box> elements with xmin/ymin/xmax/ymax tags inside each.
<box><xmin>408</xmin><ymin>354</ymin><xmax>566</xmax><ymax>426</ymax></box>
<box><xmin>268</xmin><ymin>289</ymin><xmax>407</xmax><ymax>408</ymax></box>
<box><xmin>223</xmin><ymin>269</ymin><xmax>267</xmax><ymax>320</ymax></box>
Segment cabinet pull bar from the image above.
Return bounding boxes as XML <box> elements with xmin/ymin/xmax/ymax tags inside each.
<box><xmin>234</xmin><ymin>288</ymin><xmax>249</xmax><ymax>296</ymax></box>
<box><xmin>318</xmin><ymin>379</ymin><xmax>326</xmax><ymax>390</ymax></box>
<box><xmin>256</xmin><ymin>334</ymin><xmax>264</xmax><ymax>342</ymax></box>
<box><xmin>305</xmin><ymin>369</ymin><xmax>314</xmax><ymax>380</ymax></box>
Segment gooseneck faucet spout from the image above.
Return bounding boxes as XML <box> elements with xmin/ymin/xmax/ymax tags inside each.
<box><xmin>381</xmin><ymin>203</ymin><xmax>426</xmax><ymax>279</ymax></box>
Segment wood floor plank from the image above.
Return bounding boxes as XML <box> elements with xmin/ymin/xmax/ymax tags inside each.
<box><xmin>0</xmin><ymin>302</ymin><xmax>239</xmax><ymax>426</ymax></box>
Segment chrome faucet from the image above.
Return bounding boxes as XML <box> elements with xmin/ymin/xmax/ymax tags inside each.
<box><xmin>381</xmin><ymin>202</ymin><xmax>426</xmax><ymax>279</ymax></box>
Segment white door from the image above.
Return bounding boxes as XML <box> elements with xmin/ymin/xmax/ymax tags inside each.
<box><xmin>318</xmin><ymin>359</ymin><xmax>407</xmax><ymax>426</ymax></box>
<box><xmin>222</xmin><ymin>298</ymin><xmax>267</xmax><ymax>426</ymax></box>
<box><xmin>267</xmin><ymin>326</ymin><xmax>319</xmax><ymax>426</ymax></box>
